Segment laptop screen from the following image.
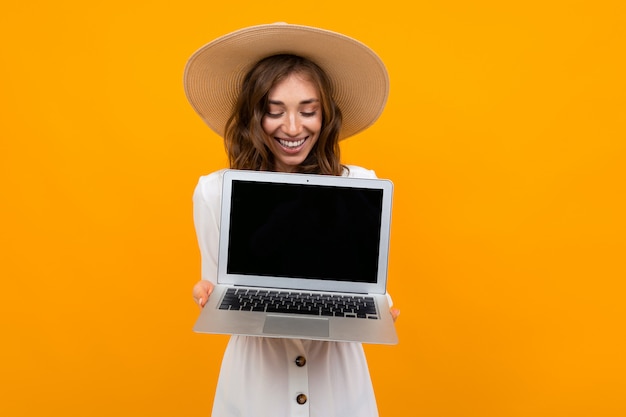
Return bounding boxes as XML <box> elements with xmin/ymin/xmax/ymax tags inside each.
<box><xmin>226</xmin><ymin>180</ymin><xmax>384</xmax><ymax>283</ymax></box>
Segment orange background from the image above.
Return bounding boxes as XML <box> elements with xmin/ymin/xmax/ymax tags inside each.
<box><xmin>1</xmin><ymin>1</ymin><xmax>625</xmax><ymax>416</ymax></box>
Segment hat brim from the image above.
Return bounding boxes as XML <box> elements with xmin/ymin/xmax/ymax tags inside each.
<box><xmin>183</xmin><ymin>23</ymin><xmax>389</xmax><ymax>140</ymax></box>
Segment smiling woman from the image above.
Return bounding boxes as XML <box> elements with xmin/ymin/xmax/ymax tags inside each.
<box><xmin>184</xmin><ymin>22</ymin><xmax>395</xmax><ymax>417</ymax></box>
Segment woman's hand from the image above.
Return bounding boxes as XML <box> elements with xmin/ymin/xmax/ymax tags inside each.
<box><xmin>192</xmin><ymin>280</ymin><xmax>215</xmax><ymax>308</ymax></box>
<box><xmin>390</xmin><ymin>307</ymin><xmax>400</xmax><ymax>322</ymax></box>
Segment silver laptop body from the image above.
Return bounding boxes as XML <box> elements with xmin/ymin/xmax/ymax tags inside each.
<box><xmin>193</xmin><ymin>169</ymin><xmax>398</xmax><ymax>345</ymax></box>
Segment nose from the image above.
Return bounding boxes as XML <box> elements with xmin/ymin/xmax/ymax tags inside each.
<box><xmin>284</xmin><ymin>113</ymin><xmax>303</xmax><ymax>136</ymax></box>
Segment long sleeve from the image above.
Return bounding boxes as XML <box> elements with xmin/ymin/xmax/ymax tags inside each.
<box><xmin>192</xmin><ymin>169</ymin><xmax>226</xmax><ymax>284</ymax></box>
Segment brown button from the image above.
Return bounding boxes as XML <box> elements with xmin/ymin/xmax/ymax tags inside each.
<box><xmin>295</xmin><ymin>356</ymin><xmax>307</xmax><ymax>367</ymax></box>
<box><xmin>296</xmin><ymin>394</ymin><xmax>308</xmax><ymax>405</ymax></box>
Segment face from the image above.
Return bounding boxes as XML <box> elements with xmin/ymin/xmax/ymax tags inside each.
<box><xmin>262</xmin><ymin>73</ymin><xmax>322</xmax><ymax>172</ymax></box>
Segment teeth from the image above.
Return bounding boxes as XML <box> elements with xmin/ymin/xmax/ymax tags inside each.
<box><xmin>279</xmin><ymin>138</ymin><xmax>305</xmax><ymax>148</ymax></box>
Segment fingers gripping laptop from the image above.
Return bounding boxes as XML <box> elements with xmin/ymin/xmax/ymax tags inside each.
<box><xmin>193</xmin><ymin>169</ymin><xmax>398</xmax><ymax>345</ymax></box>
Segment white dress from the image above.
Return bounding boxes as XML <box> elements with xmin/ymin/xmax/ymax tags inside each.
<box><xmin>193</xmin><ymin>165</ymin><xmax>384</xmax><ymax>417</ymax></box>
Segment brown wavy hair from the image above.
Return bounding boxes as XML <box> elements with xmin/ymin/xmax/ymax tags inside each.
<box><xmin>224</xmin><ymin>54</ymin><xmax>345</xmax><ymax>175</ymax></box>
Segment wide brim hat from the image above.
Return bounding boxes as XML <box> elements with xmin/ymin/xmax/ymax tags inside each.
<box><xmin>183</xmin><ymin>23</ymin><xmax>389</xmax><ymax>140</ymax></box>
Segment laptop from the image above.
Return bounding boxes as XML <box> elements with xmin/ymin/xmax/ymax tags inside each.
<box><xmin>193</xmin><ymin>169</ymin><xmax>398</xmax><ymax>345</ymax></box>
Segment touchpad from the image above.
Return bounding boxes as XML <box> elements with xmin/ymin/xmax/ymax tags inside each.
<box><xmin>263</xmin><ymin>315</ymin><xmax>330</xmax><ymax>338</ymax></box>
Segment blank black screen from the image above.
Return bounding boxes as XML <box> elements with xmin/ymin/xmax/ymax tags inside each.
<box><xmin>227</xmin><ymin>180</ymin><xmax>383</xmax><ymax>283</ymax></box>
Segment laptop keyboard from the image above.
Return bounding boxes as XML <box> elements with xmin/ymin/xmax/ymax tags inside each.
<box><xmin>218</xmin><ymin>287</ymin><xmax>379</xmax><ymax>319</ymax></box>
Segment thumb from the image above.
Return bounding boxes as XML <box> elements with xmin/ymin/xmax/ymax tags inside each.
<box><xmin>193</xmin><ymin>281</ymin><xmax>215</xmax><ymax>308</ymax></box>
<box><xmin>390</xmin><ymin>308</ymin><xmax>400</xmax><ymax>322</ymax></box>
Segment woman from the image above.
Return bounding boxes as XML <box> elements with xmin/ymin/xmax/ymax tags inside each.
<box><xmin>185</xmin><ymin>23</ymin><xmax>399</xmax><ymax>417</ymax></box>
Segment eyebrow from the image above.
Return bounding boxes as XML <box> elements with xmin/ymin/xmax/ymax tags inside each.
<box><xmin>268</xmin><ymin>98</ymin><xmax>320</xmax><ymax>105</ymax></box>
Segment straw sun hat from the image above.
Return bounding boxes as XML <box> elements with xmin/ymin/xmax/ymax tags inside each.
<box><xmin>183</xmin><ymin>22</ymin><xmax>389</xmax><ymax>140</ymax></box>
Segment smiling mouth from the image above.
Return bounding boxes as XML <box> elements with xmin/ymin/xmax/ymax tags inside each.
<box><xmin>277</xmin><ymin>138</ymin><xmax>306</xmax><ymax>149</ymax></box>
